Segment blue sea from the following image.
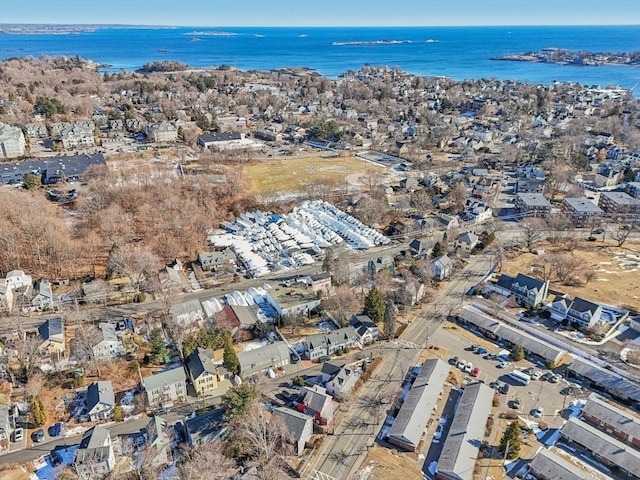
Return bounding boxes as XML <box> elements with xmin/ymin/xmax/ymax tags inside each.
<box><xmin>1</xmin><ymin>25</ymin><xmax>639</xmax><ymax>93</ymax></box>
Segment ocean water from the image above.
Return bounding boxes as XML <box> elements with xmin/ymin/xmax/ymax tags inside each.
<box><xmin>1</xmin><ymin>25</ymin><xmax>639</xmax><ymax>92</ymax></box>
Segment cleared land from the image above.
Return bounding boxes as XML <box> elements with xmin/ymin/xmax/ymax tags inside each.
<box><xmin>243</xmin><ymin>155</ymin><xmax>387</xmax><ymax>196</ymax></box>
<box><xmin>502</xmin><ymin>240</ymin><xmax>640</xmax><ymax>309</ymax></box>
<box><xmin>357</xmin><ymin>445</ymin><xmax>425</xmax><ymax>480</ymax></box>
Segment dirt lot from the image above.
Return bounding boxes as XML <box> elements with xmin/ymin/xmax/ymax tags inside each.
<box><xmin>0</xmin><ymin>466</ymin><xmax>31</xmax><ymax>480</ymax></box>
<box><xmin>357</xmin><ymin>444</ymin><xmax>425</xmax><ymax>480</ymax></box>
<box><xmin>502</xmin><ymin>240</ymin><xmax>640</xmax><ymax>309</ymax></box>
<box><xmin>243</xmin><ymin>155</ymin><xmax>387</xmax><ymax>196</ymax></box>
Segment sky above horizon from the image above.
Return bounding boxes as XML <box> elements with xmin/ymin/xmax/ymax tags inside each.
<box><xmin>2</xmin><ymin>0</ymin><xmax>639</xmax><ymax>26</ymax></box>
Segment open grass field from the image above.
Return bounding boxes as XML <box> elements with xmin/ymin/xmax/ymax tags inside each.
<box><xmin>502</xmin><ymin>240</ymin><xmax>640</xmax><ymax>309</ymax></box>
<box><xmin>243</xmin><ymin>155</ymin><xmax>387</xmax><ymax>196</ymax></box>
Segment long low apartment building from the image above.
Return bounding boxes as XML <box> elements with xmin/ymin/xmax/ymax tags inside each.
<box><xmin>580</xmin><ymin>394</ymin><xmax>640</xmax><ymax>450</ymax></box>
<box><xmin>387</xmin><ymin>358</ymin><xmax>450</xmax><ymax>452</ymax></box>
<box><xmin>436</xmin><ymin>382</ymin><xmax>494</xmax><ymax>480</ymax></box>
<box><xmin>528</xmin><ymin>447</ymin><xmax>598</xmax><ymax>480</ymax></box>
<box><xmin>560</xmin><ymin>417</ymin><xmax>640</xmax><ymax>479</ymax></box>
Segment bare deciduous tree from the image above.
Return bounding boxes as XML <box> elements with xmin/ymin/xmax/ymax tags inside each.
<box><xmin>176</xmin><ymin>443</ymin><xmax>236</xmax><ymax>480</ymax></box>
<box><xmin>73</xmin><ymin>324</ymin><xmax>102</xmax><ymax>377</ymax></box>
<box><xmin>520</xmin><ymin>220</ymin><xmax>545</xmax><ymax>252</ymax></box>
<box><xmin>613</xmin><ymin>224</ymin><xmax>632</xmax><ymax>247</ymax></box>
<box><xmin>321</xmin><ymin>286</ymin><xmax>361</xmax><ymax>326</ymax></box>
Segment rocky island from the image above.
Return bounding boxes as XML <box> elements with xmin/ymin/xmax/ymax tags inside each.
<box><xmin>491</xmin><ymin>47</ymin><xmax>640</xmax><ymax>67</ymax></box>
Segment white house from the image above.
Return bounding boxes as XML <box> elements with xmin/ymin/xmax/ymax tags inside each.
<box><xmin>92</xmin><ymin>323</ymin><xmax>125</xmax><ymax>360</ymax></box>
<box><xmin>31</xmin><ymin>279</ymin><xmax>55</xmax><ymax>311</ymax></box>
<box><xmin>85</xmin><ymin>381</ymin><xmax>115</xmax><ymax>421</ymax></box>
<box><xmin>431</xmin><ymin>255</ymin><xmax>453</xmax><ymax>281</ymax></box>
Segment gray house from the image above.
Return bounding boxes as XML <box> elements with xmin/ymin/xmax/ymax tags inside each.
<box><xmin>566</xmin><ymin>297</ymin><xmax>603</xmax><ymax>330</ymax></box>
<box><xmin>237</xmin><ymin>341</ymin><xmax>290</xmax><ymax>378</ymax></box>
<box><xmin>142</xmin><ymin>366</ymin><xmax>187</xmax><ymax>409</ymax></box>
<box><xmin>436</xmin><ymin>382</ymin><xmax>494</xmax><ymax>480</ymax></box>
<box><xmin>86</xmin><ymin>381</ymin><xmax>115</xmax><ymax>421</ymax></box>
<box><xmin>74</xmin><ymin>426</ymin><xmax>116</xmax><ymax>480</ymax></box>
<box><xmin>185</xmin><ymin>408</ymin><xmax>226</xmax><ymax>447</ymax></box>
<box><xmin>93</xmin><ymin>323</ymin><xmax>125</xmax><ymax>360</ymax></box>
<box><xmin>31</xmin><ymin>279</ymin><xmax>55</xmax><ymax>311</ymax></box>
<box><xmin>387</xmin><ymin>359</ymin><xmax>450</xmax><ymax>452</ymax></box>
<box><xmin>303</xmin><ymin>326</ymin><xmax>358</xmax><ymax>361</ymax></box>
<box><xmin>431</xmin><ymin>255</ymin><xmax>452</xmax><ymax>281</ymax></box>
<box><xmin>198</xmin><ymin>248</ymin><xmax>237</xmax><ymax>272</ymax></box>
<box><xmin>350</xmin><ymin>315</ymin><xmax>379</xmax><ymax>345</ymax></box>
<box><xmin>529</xmin><ymin>448</ymin><xmax>597</xmax><ymax>480</ymax></box>
<box><xmin>272</xmin><ymin>407</ymin><xmax>313</xmax><ymax>456</ymax></box>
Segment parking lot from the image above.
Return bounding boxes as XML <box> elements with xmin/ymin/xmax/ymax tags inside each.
<box><xmin>430</xmin><ymin>322</ymin><xmax>587</xmax><ymax>423</ymax></box>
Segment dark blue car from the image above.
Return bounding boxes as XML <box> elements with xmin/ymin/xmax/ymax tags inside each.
<box><xmin>48</xmin><ymin>423</ymin><xmax>62</xmax><ymax>437</ymax></box>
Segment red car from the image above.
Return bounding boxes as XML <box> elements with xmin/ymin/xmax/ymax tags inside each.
<box><xmin>471</xmin><ymin>366</ymin><xmax>480</xmax><ymax>377</ymax></box>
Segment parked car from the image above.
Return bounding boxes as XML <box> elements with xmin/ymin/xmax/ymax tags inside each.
<box><xmin>433</xmin><ymin>422</ymin><xmax>445</xmax><ymax>443</ymax></box>
<box><xmin>449</xmin><ymin>355</ymin><xmax>459</xmax><ymax>366</ymax></box>
<box><xmin>522</xmin><ymin>367</ymin><xmax>534</xmax><ymax>375</ymax></box>
<box><xmin>471</xmin><ymin>366</ymin><xmax>480</xmax><ymax>377</ymax></box>
<box><xmin>49</xmin><ymin>423</ymin><xmax>62</xmax><ymax>437</ymax></box>
<box><xmin>466</xmin><ymin>344</ymin><xmax>479</xmax><ymax>352</ymax></box>
<box><xmin>499</xmin><ymin>383</ymin><xmax>510</xmax><ymax>395</ymax></box>
<box><xmin>12</xmin><ymin>428</ymin><xmax>24</xmax><ymax>442</ymax></box>
<box><xmin>497</xmin><ymin>361</ymin><xmax>511</xmax><ymax>369</ymax></box>
<box><xmin>483</xmin><ymin>353</ymin><xmax>496</xmax><ymax>360</ymax></box>
<box><xmin>32</xmin><ymin>429</ymin><xmax>45</xmax><ymax>443</ymax></box>
<box><xmin>463</xmin><ymin>362</ymin><xmax>473</xmax><ymax>374</ymax></box>
<box><xmin>531</xmin><ymin>371</ymin><xmax>543</xmax><ymax>381</ymax></box>
<box><xmin>475</xmin><ymin>347</ymin><xmax>487</xmax><ymax>355</ymax></box>
<box><xmin>457</xmin><ymin>359</ymin><xmax>467</xmax><ymax>370</ymax></box>
<box><xmin>489</xmin><ymin>381</ymin><xmax>500</xmax><ymax>390</ymax></box>
<box><xmin>546</xmin><ymin>373</ymin><xmax>560</xmax><ymax>383</ymax></box>
<box><xmin>509</xmin><ymin>398</ymin><xmax>521</xmax><ymax>410</ymax></box>
<box><xmin>531</xmin><ymin>406</ymin><xmax>544</xmax><ymax>418</ymax></box>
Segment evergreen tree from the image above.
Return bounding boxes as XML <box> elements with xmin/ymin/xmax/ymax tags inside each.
<box><xmin>221</xmin><ymin>384</ymin><xmax>258</xmax><ymax>419</ymax></box>
<box><xmin>322</xmin><ymin>248</ymin><xmax>334</xmax><ymax>274</ymax></box>
<box><xmin>499</xmin><ymin>421</ymin><xmax>521</xmax><ymax>460</ymax></box>
<box><xmin>383</xmin><ymin>301</ymin><xmax>397</xmax><ymax>339</ymax></box>
<box><xmin>149</xmin><ymin>328</ymin><xmax>168</xmax><ymax>364</ymax></box>
<box><xmin>29</xmin><ymin>396</ymin><xmax>46</xmax><ymax>426</ymax></box>
<box><xmin>432</xmin><ymin>241</ymin><xmax>445</xmax><ymax>258</ymax></box>
<box><xmin>511</xmin><ymin>344</ymin><xmax>525</xmax><ymax>362</ymax></box>
<box><xmin>364</xmin><ymin>286</ymin><xmax>385</xmax><ymax>323</ymax></box>
<box><xmin>223</xmin><ymin>331</ymin><xmax>240</xmax><ymax>375</ymax></box>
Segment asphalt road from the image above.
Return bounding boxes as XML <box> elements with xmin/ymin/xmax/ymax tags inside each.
<box><xmin>304</xmin><ymin>254</ymin><xmax>494</xmax><ymax>479</ymax></box>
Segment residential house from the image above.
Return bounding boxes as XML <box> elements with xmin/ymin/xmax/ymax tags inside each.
<box><xmin>436</xmin><ymin>213</ymin><xmax>460</xmax><ymax>229</ymax></box>
<box><xmin>144</xmin><ymin>415</ymin><xmax>173</xmax><ymax>467</ymax></box>
<box><xmin>515</xmin><ymin>193</ymin><xmax>551</xmax><ymax>218</ymax></box>
<box><xmin>580</xmin><ymin>394</ymin><xmax>640</xmax><ymax>450</ymax></box>
<box><xmin>23</xmin><ymin>122</ymin><xmax>48</xmax><ymax>138</ymax></box>
<box><xmin>264</xmin><ymin>284</ymin><xmax>321</xmax><ymax>318</ymax></box>
<box><xmin>0</xmin><ymin>123</ymin><xmax>26</xmax><ymax>158</ymax></box>
<box><xmin>92</xmin><ymin>323</ymin><xmax>125</xmax><ymax>360</ymax></box>
<box><xmin>496</xmin><ymin>273</ymin><xmax>550</xmax><ymax>308</ymax></box>
<box><xmin>219</xmin><ymin>304</ymin><xmax>259</xmax><ymax>333</ymax></box>
<box><xmin>598</xmin><ymin>191</ymin><xmax>640</xmax><ymax>219</ymax></box>
<box><xmin>408</xmin><ymin>238</ymin><xmax>434</xmax><ymax>258</ymax></box>
<box><xmin>394</xmin><ymin>278</ymin><xmax>425</xmax><ymax>307</ymax></box>
<box><xmin>350</xmin><ymin>315</ymin><xmax>380</xmax><ymax>345</ymax></box>
<box><xmin>302</xmin><ymin>326</ymin><xmax>358</xmax><ymax>361</ymax></box>
<box><xmin>567</xmin><ymin>297</ymin><xmax>603</xmax><ymax>330</ymax></box>
<box><xmin>297</xmin><ymin>385</ymin><xmax>336</xmax><ymax>425</ymax></box>
<box><xmin>237</xmin><ymin>341</ymin><xmax>291</xmax><ymax>378</ymax></box>
<box><xmin>38</xmin><ymin>317</ymin><xmax>65</xmax><ymax>360</ymax></box>
<box><xmin>85</xmin><ymin>381</ymin><xmax>115</xmax><ymax>421</ymax></box>
<box><xmin>74</xmin><ymin>426</ymin><xmax>116</xmax><ymax>480</ymax></box>
<box><xmin>455</xmin><ymin>232</ymin><xmax>479</xmax><ymax>252</ymax></box>
<box><xmin>562</xmin><ymin>198</ymin><xmax>604</xmax><ymax>227</ymax></box>
<box><xmin>431</xmin><ymin>255</ymin><xmax>453</xmax><ymax>281</ymax></box>
<box><xmin>320</xmin><ymin>361</ymin><xmax>347</xmax><ymax>384</ymax></box>
<box><xmin>146</xmin><ymin>121</ymin><xmax>178</xmax><ymax>143</ymax></box>
<box><xmin>4</xmin><ymin>270</ymin><xmax>32</xmax><ymax>290</ymax></box>
<box><xmin>169</xmin><ymin>299</ymin><xmax>205</xmax><ymax>332</ymax></box>
<box><xmin>142</xmin><ymin>366</ymin><xmax>187</xmax><ymax>408</ymax></box>
<box><xmin>368</xmin><ymin>255</ymin><xmax>395</xmax><ymax>274</ymax></box>
<box><xmin>0</xmin><ymin>405</ymin><xmax>14</xmax><ymax>451</ymax></box>
<box><xmin>185</xmin><ymin>408</ymin><xmax>226</xmax><ymax>447</ymax></box>
<box><xmin>185</xmin><ymin>347</ymin><xmax>219</xmax><ymax>398</ymax></box>
<box><xmin>31</xmin><ymin>279</ymin><xmax>55</xmax><ymax>311</ymax></box>
<box><xmin>198</xmin><ymin>248</ymin><xmax>237</xmax><ymax>272</ymax></box>
<box><xmin>324</xmin><ymin>364</ymin><xmax>358</xmax><ymax>398</ymax></box>
<box><xmin>549</xmin><ymin>295</ymin><xmax>572</xmax><ymax>322</ymax></box>
<box><xmin>462</xmin><ymin>200</ymin><xmax>493</xmax><ymax>224</ymax></box>
<box><xmin>272</xmin><ymin>407</ymin><xmax>313</xmax><ymax>456</ymax></box>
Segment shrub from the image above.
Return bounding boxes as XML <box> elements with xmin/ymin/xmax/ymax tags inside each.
<box><xmin>113</xmin><ymin>405</ymin><xmax>124</xmax><ymax>422</ymax></box>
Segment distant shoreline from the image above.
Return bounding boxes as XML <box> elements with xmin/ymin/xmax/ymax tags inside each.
<box><xmin>491</xmin><ymin>48</ymin><xmax>640</xmax><ymax>67</ymax></box>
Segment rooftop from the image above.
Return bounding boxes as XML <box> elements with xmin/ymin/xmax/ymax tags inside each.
<box><xmin>564</xmin><ymin>197</ymin><xmax>604</xmax><ymax>214</ymax></box>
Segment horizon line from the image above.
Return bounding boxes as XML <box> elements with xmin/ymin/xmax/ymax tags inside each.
<box><xmin>1</xmin><ymin>22</ymin><xmax>639</xmax><ymax>28</ymax></box>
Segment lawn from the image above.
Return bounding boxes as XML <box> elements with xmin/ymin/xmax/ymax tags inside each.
<box><xmin>243</xmin><ymin>155</ymin><xmax>386</xmax><ymax>196</ymax></box>
<box><xmin>357</xmin><ymin>445</ymin><xmax>425</xmax><ymax>480</ymax></box>
<box><xmin>501</xmin><ymin>240</ymin><xmax>640</xmax><ymax>309</ymax></box>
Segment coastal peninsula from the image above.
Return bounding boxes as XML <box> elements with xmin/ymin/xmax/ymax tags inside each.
<box><xmin>491</xmin><ymin>47</ymin><xmax>640</xmax><ymax>66</ymax></box>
